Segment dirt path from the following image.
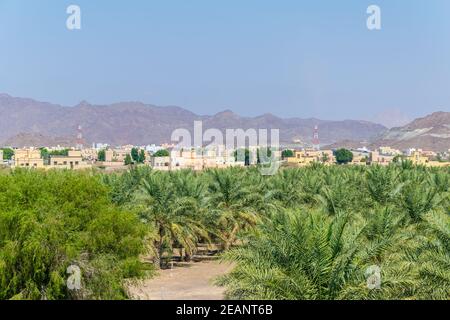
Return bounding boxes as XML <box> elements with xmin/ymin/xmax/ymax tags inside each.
<box><xmin>128</xmin><ymin>261</ymin><xmax>234</xmax><ymax>300</ymax></box>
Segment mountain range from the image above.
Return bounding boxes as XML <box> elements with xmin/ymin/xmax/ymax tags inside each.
<box><xmin>1</xmin><ymin>94</ymin><xmax>448</xmax><ymax>151</ymax></box>
<box><xmin>0</xmin><ymin>94</ymin><xmax>387</xmax><ymax>147</ymax></box>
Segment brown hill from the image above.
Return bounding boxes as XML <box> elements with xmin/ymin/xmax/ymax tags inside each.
<box><xmin>0</xmin><ymin>93</ymin><xmax>387</xmax><ymax>147</ymax></box>
<box><xmin>371</xmin><ymin>112</ymin><xmax>450</xmax><ymax>152</ymax></box>
<box><xmin>2</xmin><ymin>133</ymin><xmax>75</xmax><ymax>148</ymax></box>
<box><xmin>326</xmin><ymin>112</ymin><xmax>450</xmax><ymax>152</ymax></box>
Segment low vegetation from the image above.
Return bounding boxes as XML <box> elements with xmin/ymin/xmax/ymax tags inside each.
<box><xmin>0</xmin><ymin>164</ymin><xmax>448</xmax><ymax>300</ymax></box>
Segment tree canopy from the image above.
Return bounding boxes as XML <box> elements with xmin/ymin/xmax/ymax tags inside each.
<box><xmin>98</xmin><ymin>149</ymin><xmax>106</xmax><ymax>162</ymax></box>
<box><xmin>282</xmin><ymin>149</ymin><xmax>294</xmax><ymax>159</ymax></box>
<box><xmin>334</xmin><ymin>148</ymin><xmax>353</xmax><ymax>164</ymax></box>
<box><xmin>1</xmin><ymin>148</ymin><xmax>14</xmax><ymax>160</ymax></box>
<box><xmin>153</xmin><ymin>149</ymin><xmax>170</xmax><ymax>157</ymax></box>
<box><xmin>0</xmin><ymin>163</ymin><xmax>448</xmax><ymax>300</ymax></box>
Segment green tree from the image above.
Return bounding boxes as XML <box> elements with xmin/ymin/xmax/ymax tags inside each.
<box><xmin>334</xmin><ymin>148</ymin><xmax>353</xmax><ymax>165</ymax></box>
<box><xmin>40</xmin><ymin>148</ymin><xmax>49</xmax><ymax>158</ymax></box>
<box><xmin>138</xmin><ymin>150</ymin><xmax>146</xmax><ymax>164</ymax></box>
<box><xmin>131</xmin><ymin>148</ymin><xmax>139</xmax><ymax>163</ymax></box>
<box><xmin>257</xmin><ymin>147</ymin><xmax>272</xmax><ymax>164</ymax></box>
<box><xmin>281</xmin><ymin>149</ymin><xmax>294</xmax><ymax>159</ymax></box>
<box><xmin>153</xmin><ymin>149</ymin><xmax>170</xmax><ymax>157</ymax></box>
<box><xmin>52</xmin><ymin>149</ymin><xmax>69</xmax><ymax>156</ymax></box>
<box><xmin>135</xmin><ymin>173</ymin><xmax>207</xmax><ymax>268</ymax></box>
<box><xmin>208</xmin><ymin>169</ymin><xmax>259</xmax><ymax>250</ymax></box>
<box><xmin>366</xmin><ymin>166</ymin><xmax>402</xmax><ymax>205</ymax></box>
<box><xmin>40</xmin><ymin>148</ymin><xmax>50</xmax><ymax>165</ymax></box>
<box><xmin>125</xmin><ymin>154</ymin><xmax>133</xmax><ymax>166</ymax></box>
<box><xmin>217</xmin><ymin>210</ymin><xmax>414</xmax><ymax>300</ymax></box>
<box><xmin>234</xmin><ymin>149</ymin><xmax>251</xmax><ymax>166</ymax></box>
<box><xmin>98</xmin><ymin>149</ymin><xmax>106</xmax><ymax>162</ymax></box>
<box><xmin>0</xmin><ymin>170</ymin><xmax>149</xmax><ymax>300</ymax></box>
<box><xmin>1</xmin><ymin>148</ymin><xmax>14</xmax><ymax>160</ymax></box>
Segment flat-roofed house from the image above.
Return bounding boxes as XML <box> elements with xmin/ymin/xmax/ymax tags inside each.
<box><xmin>370</xmin><ymin>151</ymin><xmax>395</xmax><ymax>166</ymax></box>
<box><xmin>13</xmin><ymin>148</ymin><xmax>45</xmax><ymax>169</ymax></box>
<box><xmin>286</xmin><ymin>149</ymin><xmax>334</xmax><ymax>166</ymax></box>
<box><xmin>50</xmin><ymin>150</ymin><xmax>91</xmax><ymax>170</ymax></box>
<box><xmin>407</xmin><ymin>150</ymin><xmax>429</xmax><ymax>165</ymax></box>
<box><xmin>151</xmin><ymin>156</ymin><xmax>170</xmax><ymax>171</ymax></box>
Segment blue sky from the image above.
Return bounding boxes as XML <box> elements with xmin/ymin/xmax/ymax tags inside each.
<box><xmin>0</xmin><ymin>0</ymin><xmax>449</xmax><ymax>124</ymax></box>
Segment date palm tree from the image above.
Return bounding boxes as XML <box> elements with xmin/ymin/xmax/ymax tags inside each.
<box><xmin>135</xmin><ymin>172</ymin><xmax>207</xmax><ymax>268</ymax></box>
<box><xmin>217</xmin><ymin>210</ymin><xmax>364</xmax><ymax>299</ymax></box>
<box><xmin>207</xmin><ymin>169</ymin><xmax>259</xmax><ymax>250</ymax></box>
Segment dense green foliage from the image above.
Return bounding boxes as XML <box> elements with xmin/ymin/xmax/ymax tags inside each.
<box><xmin>130</xmin><ymin>148</ymin><xmax>146</xmax><ymax>164</ymax></box>
<box><xmin>40</xmin><ymin>148</ymin><xmax>69</xmax><ymax>158</ymax></box>
<box><xmin>234</xmin><ymin>149</ymin><xmax>251</xmax><ymax>166</ymax></box>
<box><xmin>0</xmin><ymin>164</ymin><xmax>448</xmax><ymax>300</ymax></box>
<box><xmin>103</xmin><ymin>164</ymin><xmax>449</xmax><ymax>300</ymax></box>
<box><xmin>138</xmin><ymin>150</ymin><xmax>146</xmax><ymax>163</ymax></box>
<box><xmin>335</xmin><ymin>148</ymin><xmax>354</xmax><ymax>164</ymax></box>
<box><xmin>98</xmin><ymin>149</ymin><xmax>106</xmax><ymax>162</ymax></box>
<box><xmin>124</xmin><ymin>154</ymin><xmax>133</xmax><ymax>166</ymax></box>
<box><xmin>128</xmin><ymin>148</ymin><xmax>144</xmax><ymax>164</ymax></box>
<box><xmin>0</xmin><ymin>170</ymin><xmax>150</xmax><ymax>300</ymax></box>
<box><xmin>282</xmin><ymin>149</ymin><xmax>294</xmax><ymax>159</ymax></box>
<box><xmin>1</xmin><ymin>148</ymin><xmax>14</xmax><ymax>160</ymax></box>
<box><xmin>153</xmin><ymin>149</ymin><xmax>170</xmax><ymax>157</ymax></box>
<box><xmin>217</xmin><ymin>165</ymin><xmax>450</xmax><ymax>300</ymax></box>
<box><xmin>40</xmin><ymin>148</ymin><xmax>70</xmax><ymax>164</ymax></box>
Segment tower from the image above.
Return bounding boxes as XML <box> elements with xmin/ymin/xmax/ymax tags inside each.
<box><xmin>76</xmin><ymin>125</ymin><xmax>85</xmax><ymax>150</ymax></box>
<box><xmin>312</xmin><ymin>125</ymin><xmax>320</xmax><ymax>150</ymax></box>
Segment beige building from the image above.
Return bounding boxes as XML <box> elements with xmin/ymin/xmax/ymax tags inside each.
<box><xmin>50</xmin><ymin>150</ymin><xmax>91</xmax><ymax>170</ymax></box>
<box><xmin>287</xmin><ymin>149</ymin><xmax>334</xmax><ymax>166</ymax></box>
<box><xmin>378</xmin><ymin>146</ymin><xmax>402</xmax><ymax>156</ymax></box>
<box><xmin>205</xmin><ymin>146</ymin><xmax>238</xmax><ymax>169</ymax></box>
<box><xmin>170</xmin><ymin>149</ymin><xmax>204</xmax><ymax>171</ymax></box>
<box><xmin>165</xmin><ymin>147</ymin><xmax>240</xmax><ymax>171</ymax></box>
<box><xmin>421</xmin><ymin>150</ymin><xmax>437</xmax><ymax>158</ymax></box>
<box><xmin>370</xmin><ymin>151</ymin><xmax>395</xmax><ymax>166</ymax></box>
<box><xmin>81</xmin><ymin>148</ymin><xmax>98</xmax><ymax>161</ymax></box>
<box><xmin>94</xmin><ymin>148</ymin><xmax>132</xmax><ymax>168</ymax></box>
<box><xmin>407</xmin><ymin>151</ymin><xmax>429</xmax><ymax>165</ymax></box>
<box><xmin>13</xmin><ymin>148</ymin><xmax>45</xmax><ymax>169</ymax></box>
<box><xmin>351</xmin><ymin>151</ymin><xmax>369</xmax><ymax>165</ymax></box>
<box><xmin>105</xmin><ymin>149</ymin><xmax>115</xmax><ymax>162</ymax></box>
<box><xmin>151</xmin><ymin>156</ymin><xmax>171</xmax><ymax>171</ymax></box>
<box><xmin>107</xmin><ymin>148</ymin><xmax>132</xmax><ymax>162</ymax></box>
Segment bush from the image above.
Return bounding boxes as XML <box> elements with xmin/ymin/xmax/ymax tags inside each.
<box><xmin>0</xmin><ymin>170</ymin><xmax>150</xmax><ymax>300</ymax></box>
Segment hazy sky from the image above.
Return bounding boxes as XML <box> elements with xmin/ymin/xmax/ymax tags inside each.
<box><xmin>0</xmin><ymin>0</ymin><xmax>449</xmax><ymax>124</ymax></box>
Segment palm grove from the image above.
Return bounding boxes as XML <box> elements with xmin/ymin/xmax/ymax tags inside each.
<box><xmin>0</xmin><ymin>163</ymin><xmax>448</xmax><ymax>300</ymax></box>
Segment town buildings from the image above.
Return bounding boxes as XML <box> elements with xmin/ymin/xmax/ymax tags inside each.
<box><xmin>49</xmin><ymin>150</ymin><xmax>91</xmax><ymax>170</ymax></box>
<box><xmin>286</xmin><ymin>149</ymin><xmax>334</xmax><ymax>166</ymax></box>
<box><xmin>2</xmin><ymin>144</ymin><xmax>449</xmax><ymax>171</ymax></box>
<box><xmin>12</xmin><ymin>148</ymin><xmax>45</xmax><ymax>169</ymax></box>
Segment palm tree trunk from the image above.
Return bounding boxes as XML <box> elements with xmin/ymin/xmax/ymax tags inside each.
<box><xmin>154</xmin><ymin>224</ymin><xmax>164</xmax><ymax>269</ymax></box>
<box><xmin>224</xmin><ymin>224</ymin><xmax>240</xmax><ymax>250</ymax></box>
<box><xmin>158</xmin><ymin>244</ymin><xmax>164</xmax><ymax>269</ymax></box>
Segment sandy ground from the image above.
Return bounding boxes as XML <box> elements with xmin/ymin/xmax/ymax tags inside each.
<box><xmin>128</xmin><ymin>261</ymin><xmax>234</xmax><ymax>300</ymax></box>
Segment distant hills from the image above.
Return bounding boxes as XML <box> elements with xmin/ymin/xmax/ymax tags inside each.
<box><xmin>370</xmin><ymin>112</ymin><xmax>450</xmax><ymax>152</ymax></box>
<box><xmin>0</xmin><ymin>94</ymin><xmax>387</xmax><ymax>147</ymax></box>
<box><xmin>325</xmin><ymin>112</ymin><xmax>450</xmax><ymax>152</ymax></box>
